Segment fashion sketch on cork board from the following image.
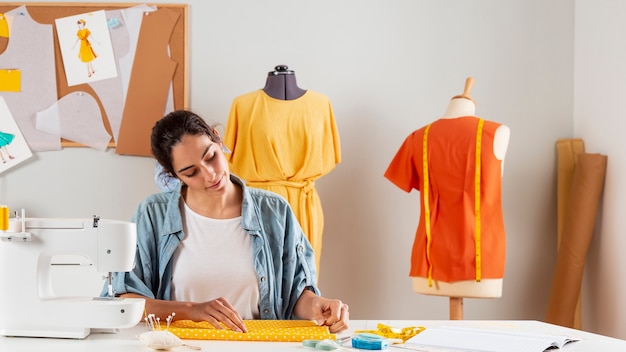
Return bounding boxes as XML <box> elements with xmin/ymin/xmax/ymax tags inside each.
<box><xmin>0</xmin><ymin>97</ymin><xmax>32</xmax><ymax>174</ymax></box>
<box><xmin>55</xmin><ymin>10</ymin><xmax>117</xmax><ymax>86</ymax></box>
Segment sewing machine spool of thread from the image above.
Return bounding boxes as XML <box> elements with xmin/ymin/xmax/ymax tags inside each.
<box><xmin>0</xmin><ymin>206</ymin><xmax>8</xmax><ymax>231</ymax></box>
<box><xmin>6</xmin><ymin>208</ymin><xmax>25</xmax><ymax>233</ymax></box>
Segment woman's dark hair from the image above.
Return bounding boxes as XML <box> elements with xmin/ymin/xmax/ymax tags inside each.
<box><xmin>151</xmin><ymin>110</ymin><xmax>222</xmax><ymax>178</ymax></box>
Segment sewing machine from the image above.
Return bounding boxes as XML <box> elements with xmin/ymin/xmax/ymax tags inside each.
<box><xmin>0</xmin><ymin>215</ymin><xmax>145</xmax><ymax>339</ymax></box>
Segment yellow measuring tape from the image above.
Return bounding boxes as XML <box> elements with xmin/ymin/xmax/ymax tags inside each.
<box><xmin>474</xmin><ymin>119</ymin><xmax>484</xmax><ymax>281</ymax></box>
<box><xmin>422</xmin><ymin>119</ymin><xmax>484</xmax><ymax>284</ymax></box>
<box><xmin>422</xmin><ymin>124</ymin><xmax>433</xmax><ymax>286</ymax></box>
<box><xmin>353</xmin><ymin>323</ymin><xmax>425</xmax><ymax>343</ymax></box>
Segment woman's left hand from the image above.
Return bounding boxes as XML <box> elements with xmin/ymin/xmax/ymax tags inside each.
<box><xmin>295</xmin><ymin>290</ymin><xmax>350</xmax><ymax>333</ymax></box>
<box><xmin>310</xmin><ymin>296</ymin><xmax>350</xmax><ymax>333</ymax></box>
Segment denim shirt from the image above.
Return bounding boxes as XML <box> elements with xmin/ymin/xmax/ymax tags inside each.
<box><xmin>103</xmin><ymin>174</ymin><xmax>320</xmax><ymax>320</ymax></box>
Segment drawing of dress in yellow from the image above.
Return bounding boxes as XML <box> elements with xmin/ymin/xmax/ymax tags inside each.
<box><xmin>224</xmin><ymin>90</ymin><xmax>341</xmax><ymax>275</ymax></box>
<box><xmin>77</xmin><ymin>28</ymin><xmax>96</xmax><ymax>63</ymax></box>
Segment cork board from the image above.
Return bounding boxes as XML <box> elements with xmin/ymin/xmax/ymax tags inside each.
<box><xmin>0</xmin><ymin>2</ymin><xmax>188</xmax><ymax>148</ymax></box>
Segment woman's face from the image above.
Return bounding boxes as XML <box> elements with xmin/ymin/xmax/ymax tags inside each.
<box><xmin>170</xmin><ymin>133</ymin><xmax>229</xmax><ymax>193</ymax></box>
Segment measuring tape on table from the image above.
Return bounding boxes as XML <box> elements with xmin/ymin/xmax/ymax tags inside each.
<box><xmin>353</xmin><ymin>323</ymin><xmax>425</xmax><ymax>343</ymax></box>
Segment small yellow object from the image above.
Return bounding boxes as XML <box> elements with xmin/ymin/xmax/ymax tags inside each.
<box><xmin>0</xmin><ymin>69</ymin><xmax>21</xmax><ymax>92</ymax></box>
<box><xmin>353</xmin><ymin>323</ymin><xmax>425</xmax><ymax>343</ymax></box>
<box><xmin>0</xmin><ymin>205</ymin><xmax>8</xmax><ymax>231</ymax></box>
<box><xmin>0</xmin><ymin>14</ymin><xmax>8</xmax><ymax>38</ymax></box>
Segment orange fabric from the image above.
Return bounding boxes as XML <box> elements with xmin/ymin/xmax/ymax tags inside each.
<box><xmin>384</xmin><ymin>117</ymin><xmax>506</xmax><ymax>282</ymax></box>
<box><xmin>165</xmin><ymin>319</ymin><xmax>334</xmax><ymax>341</ymax></box>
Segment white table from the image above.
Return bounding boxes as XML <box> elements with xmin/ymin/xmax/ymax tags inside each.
<box><xmin>1</xmin><ymin>320</ymin><xmax>625</xmax><ymax>351</ymax></box>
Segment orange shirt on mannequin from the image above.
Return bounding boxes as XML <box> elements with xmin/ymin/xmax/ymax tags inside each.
<box><xmin>385</xmin><ymin>116</ymin><xmax>506</xmax><ymax>283</ymax></box>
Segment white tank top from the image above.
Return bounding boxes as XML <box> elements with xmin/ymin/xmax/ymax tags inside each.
<box><xmin>171</xmin><ymin>202</ymin><xmax>260</xmax><ymax>319</ymax></box>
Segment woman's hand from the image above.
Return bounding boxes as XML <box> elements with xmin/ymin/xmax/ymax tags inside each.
<box><xmin>312</xmin><ymin>296</ymin><xmax>350</xmax><ymax>333</ymax></box>
<box><xmin>189</xmin><ymin>297</ymin><xmax>248</xmax><ymax>333</ymax></box>
<box><xmin>120</xmin><ymin>294</ymin><xmax>248</xmax><ymax>333</ymax></box>
<box><xmin>295</xmin><ymin>290</ymin><xmax>350</xmax><ymax>333</ymax></box>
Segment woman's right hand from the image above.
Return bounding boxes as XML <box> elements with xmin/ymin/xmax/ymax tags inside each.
<box><xmin>121</xmin><ymin>293</ymin><xmax>247</xmax><ymax>333</ymax></box>
<box><xmin>189</xmin><ymin>297</ymin><xmax>247</xmax><ymax>333</ymax></box>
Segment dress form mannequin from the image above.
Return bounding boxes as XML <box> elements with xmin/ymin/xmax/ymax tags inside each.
<box><xmin>440</xmin><ymin>78</ymin><xmax>510</xmax><ymax>169</ymax></box>
<box><xmin>412</xmin><ymin>77</ymin><xmax>510</xmax><ymax>319</ymax></box>
<box><xmin>226</xmin><ymin>66</ymin><xmax>340</xmax><ymax>277</ymax></box>
<box><xmin>262</xmin><ymin>65</ymin><xmax>306</xmax><ymax>100</ymax></box>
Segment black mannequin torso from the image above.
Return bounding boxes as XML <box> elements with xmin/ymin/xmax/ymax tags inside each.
<box><xmin>262</xmin><ymin>65</ymin><xmax>306</xmax><ymax>100</ymax></box>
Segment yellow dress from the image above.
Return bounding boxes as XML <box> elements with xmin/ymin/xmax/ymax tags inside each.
<box><xmin>224</xmin><ymin>90</ymin><xmax>341</xmax><ymax>273</ymax></box>
<box><xmin>77</xmin><ymin>28</ymin><xmax>96</xmax><ymax>62</ymax></box>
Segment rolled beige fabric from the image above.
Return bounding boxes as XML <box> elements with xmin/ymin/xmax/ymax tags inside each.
<box><xmin>554</xmin><ymin>139</ymin><xmax>585</xmax><ymax>328</ymax></box>
<box><xmin>546</xmin><ymin>153</ymin><xmax>607</xmax><ymax>328</ymax></box>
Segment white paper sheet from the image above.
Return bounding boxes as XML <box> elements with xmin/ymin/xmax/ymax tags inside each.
<box><xmin>401</xmin><ymin>326</ymin><xmax>580</xmax><ymax>352</ymax></box>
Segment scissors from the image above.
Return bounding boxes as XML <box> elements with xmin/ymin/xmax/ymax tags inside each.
<box><xmin>303</xmin><ymin>336</ymin><xmax>352</xmax><ymax>351</ymax></box>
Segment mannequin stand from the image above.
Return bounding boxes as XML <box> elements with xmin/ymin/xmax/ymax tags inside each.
<box><xmin>409</xmin><ymin>77</ymin><xmax>508</xmax><ymax>321</ymax></box>
<box><xmin>450</xmin><ymin>297</ymin><xmax>464</xmax><ymax>320</ymax></box>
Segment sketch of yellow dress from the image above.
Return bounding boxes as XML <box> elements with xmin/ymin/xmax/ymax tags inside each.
<box><xmin>77</xmin><ymin>28</ymin><xmax>96</xmax><ymax>62</ymax></box>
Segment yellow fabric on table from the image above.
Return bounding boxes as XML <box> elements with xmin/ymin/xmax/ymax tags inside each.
<box><xmin>166</xmin><ymin>320</ymin><xmax>334</xmax><ymax>342</ymax></box>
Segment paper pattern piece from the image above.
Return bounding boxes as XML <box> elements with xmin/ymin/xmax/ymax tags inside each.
<box><xmin>86</xmin><ymin>9</ymin><xmax>129</xmax><ymax>144</ymax></box>
<box><xmin>116</xmin><ymin>7</ymin><xmax>180</xmax><ymax>157</ymax></box>
<box><xmin>116</xmin><ymin>4</ymin><xmax>157</xmax><ymax>104</ymax></box>
<box><xmin>36</xmin><ymin>91</ymin><xmax>111</xmax><ymax>151</ymax></box>
<box><xmin>166</xmin><ymin>320</ymin><xmax>334</xmax><ymax>342</ymax></box>
<box><xmin>55</xmin><ymin>10</ymin><xmax>118</xmax><ymax>87</ymax></box>
<box><xmin>0</xmin><ymin>5</ymin><xmax>60</xmax><ymax>151</ymax></box>
<box><xmin>0</xmin><ymin>97</ymin><xmax>33</xmax><ymax>174</ymax></box>
<box><xmin>88</xmin><ymin>6</ymin><xmax>155</xmax><ymax>144</ymax></box>
<box><xmin>0</xmin><ymin>69</ymin><xmax>19</xmax><ymax>92</ymax></box>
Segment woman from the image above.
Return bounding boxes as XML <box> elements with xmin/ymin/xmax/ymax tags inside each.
<box><xmin>107</xmin><ymin>110</ymin><xmax>349</xmax><ymax>333</ymax></box>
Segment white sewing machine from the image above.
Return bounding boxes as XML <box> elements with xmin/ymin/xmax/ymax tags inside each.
<box><xmin>0</xmin><ymin>215</ymin><xmax>145</xmax><ymax>339</ymax></box>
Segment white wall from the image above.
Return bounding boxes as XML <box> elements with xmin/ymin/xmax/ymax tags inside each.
<box><xmin>574</xmin><ymin>0</ymin><xmax>626</xmax><ymax>340</ymax></box>
<box><xmin>4</xmin><ymin>0</ymin><xmax>619</xmax><ymax>339</ymax></box>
